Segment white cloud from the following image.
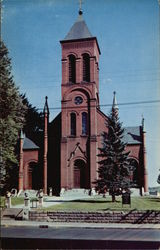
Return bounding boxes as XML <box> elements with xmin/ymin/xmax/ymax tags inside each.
<box><xmin>102</xmin><ymin>78</ymin><xmax>112</xmax><ymax>84</ymax></box>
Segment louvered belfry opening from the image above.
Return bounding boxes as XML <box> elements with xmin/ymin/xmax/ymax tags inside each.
<box><xmin>69</xmin><ymin>55</ymin><xmax>76</xmax><ymax>83</ymax></box>
<box><xmin>83</xmin><ymin>53</ymin><xmax>90</xmax><ymax>82</ymax></box>
<box><xmin>70</xmin><ymin>113</ymin><xmax>76</xmax><ymax>136</ymax></box>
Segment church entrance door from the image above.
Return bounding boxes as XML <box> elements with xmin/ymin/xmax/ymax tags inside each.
<box><xmin>73</xmin><ymin>159</ymin><xmax>86</xmax><ymax>188</ymax></box>
<box><xmin>28</xmin><ymin>162</ymin><xmax>39</xmax><ymax>190</ymax></box>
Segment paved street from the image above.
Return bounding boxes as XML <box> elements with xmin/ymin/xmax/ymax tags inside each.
<box><xmin>1</xmin><ymin>225</ymin><xmax>160</xmax><ymax>249</ymax></box>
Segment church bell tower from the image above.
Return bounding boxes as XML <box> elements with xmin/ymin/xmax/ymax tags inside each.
<box><xmin>60</xmin><ymin>8</ymin><xmax>101</xmax><ymax>190</ymax></box>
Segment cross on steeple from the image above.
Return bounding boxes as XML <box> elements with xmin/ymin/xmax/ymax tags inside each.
<box><xmin>79</xmin><ymin>0</ymin><xmax>83</xmax><ymax>15</ymax></box>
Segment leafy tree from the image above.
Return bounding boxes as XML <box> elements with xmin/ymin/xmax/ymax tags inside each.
<box><xmin>21</xmin><ymin>93</ymin><xmax>43</xmax><ymax>139</ymax></box>
<box><xmin>95</xmin><ymin>94</ymin><xmax>130</xmax><ymax>202</ymax></box>
<box><xmin>0</xmin><ymin>41</ymin><xmax>26</xmax><ymax>193</ymax></box>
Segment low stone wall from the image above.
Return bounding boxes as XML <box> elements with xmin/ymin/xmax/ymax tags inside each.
<box><xmin>29</xmin><ymin>210</ymin><xmax>160</xmax><ymax>224</ymax></box>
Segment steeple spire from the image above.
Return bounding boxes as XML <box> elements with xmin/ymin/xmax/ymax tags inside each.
<box><xmin>43</xmin><ymin>96</ymin><xmax>49</xmax><ymax>195</ymax></box>
<box><xmin>63</xmin><ymin>0</ymin><xmax>93</xmax><ymax>41</ymax></box>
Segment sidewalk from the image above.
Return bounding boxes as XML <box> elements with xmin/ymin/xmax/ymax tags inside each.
<box><xmin>1</xmin><ymin>218</ymin><xmax>160</xmax><ymax>229</ymax></box>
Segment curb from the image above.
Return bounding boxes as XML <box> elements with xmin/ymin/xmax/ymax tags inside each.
<box><xmin>1</xmin><ymin>220</ymin><xmax>160</xmax><ymax>229</ymax></box>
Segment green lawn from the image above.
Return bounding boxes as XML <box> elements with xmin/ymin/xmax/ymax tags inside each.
<box><xmin>44</xmin><ymin>196</ymin><xmax>160</xmax><ymax>211</ymax></box>
<box><xmin>11</xmin><ymin>197</ymin><xmax>24</xmax><ymax>206</ymax></box>
<box><xmin>0</xmin><ymin>196</ymin><xmax>5</xmax><ymax>208</ymax></box>
<box><xmin>1</xmin><ymin>196</ymin><xmax>160</xmax><ymax>211</ymax></box>
<box><xmin>0</xmin><ymin>196</ymin><xmax>24</xmax><ymax>208</ymax></box>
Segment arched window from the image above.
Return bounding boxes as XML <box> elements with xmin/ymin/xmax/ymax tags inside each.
<box><xmin>82</xmin><ymin>112</ymin><xmax>88</xmax><ymax>135</ymax></box>
<box><xmin>70</xmin><ymin>113</ymin><xmax>76</xmax><ymax>136</ymax></box>
<box><xmin>69</xmin><ymin>55</ymin><xmax>76</xmax><ymax>83</ymax></box>
<box><xmin>128</xmin><ymin>158</ymin><xmax>139</xmax><ymax>186</ymax></box>
<box><xmin>83</xmin><ymin>53</ymin><xmax>90</xmax><ymax>82</ymax></box>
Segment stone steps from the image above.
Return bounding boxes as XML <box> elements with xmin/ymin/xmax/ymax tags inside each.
<box><xmin>29</xmin><ymin>211</ymin><xmax>160</xmax><ymax>224</ymax></box>
<box><xmin>1</xmin><ymin>208</ymin><xmax>23</xmax><ymax>220</ymax></box>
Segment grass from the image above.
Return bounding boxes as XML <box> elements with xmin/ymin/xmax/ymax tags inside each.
<box><xmin>43</xmin><ymin>196</ymin><xmax>160</xmax><ymax>211</ymax></box>
<box><xmin>0</xmin><ymin>196</ymin><xmax>24</xmax><ymax>208</ymax></box>
<box><xmin>0</xmin><ymin>196</ymin><xmax>5</xmax><ymax>208</ymax></box>
<box><xmin>1</xmin><ymin>196</ymin><xmax>160</xmax><ymax>211</ymax></box>
<box><xmin>11</xmin><ymin>197</ymin><xmax>24</xmax><ymax>206</ymax></box>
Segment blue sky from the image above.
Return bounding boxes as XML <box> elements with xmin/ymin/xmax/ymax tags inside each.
<box><xmin>2</xmin><ymin>0</ymin><xmax>160</xmax><ymax>187</ymax></box>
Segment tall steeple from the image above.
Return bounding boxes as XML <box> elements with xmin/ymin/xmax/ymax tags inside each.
<box><xmin>19</xmin><ymin>129</ymin><xmax>24</xmax><ymax>191</ymax></box>
<box><xmin>43</xmin><ymin>96</ymin><xmax>49</xmax><ymax>194</ymax></box>
<box><xmin>141</xmin><ymin>116</ymin><xmax>148</xmax><ymax>193</ymax></box>
<box><xmin>60</xmin><ymin>4</ymin><xmax>101</xmax><ymax>190</ymax></box>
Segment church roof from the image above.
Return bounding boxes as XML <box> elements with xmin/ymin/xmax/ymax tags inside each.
<box><xmin>123</xmin><ymin>126</ymin><xmax>142</xmax><ymax>144</ymax></box>
<box><xmin>64</xmin><ymin>14</ymin><xmax>93</xmax><ymax>41</ymax></box>
<box><xmin>97</xmin><ymin>108</ymin><xmax>142</xmax><ymax>145</ymax></box>
<box><xmin>23</xmin><ymin>137</ymin><xmax>39</xmax><ymax>150</ymax></box>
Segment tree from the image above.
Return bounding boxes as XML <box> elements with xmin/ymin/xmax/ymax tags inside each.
<box><xmin>95</xmin><ymin>93</ymin><xmax>130</xmax><ymax>202</ymax></box>
<box><xmin>21</xmin><ymin>93</ymin><xmax>43</xmax><ymax>139</ymax></box>
<box><xmin>0</xmin><ymin>41</ymin><xmax>26</xmax><ymax>193</ymax></box>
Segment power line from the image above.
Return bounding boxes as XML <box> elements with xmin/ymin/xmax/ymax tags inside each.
<box><xmin>0</xmin><ymin>99</ymin><xmax>159</xmax><ymax>112</ymax></box>
<box><xmin>36</xmin><ymin>99</ymin><xmax>160</xmax><ymax>111</ymax></box>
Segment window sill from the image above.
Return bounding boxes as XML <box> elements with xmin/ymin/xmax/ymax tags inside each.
<box><xmin>68</xmin><ymin>135</ymin><xmax>76</xmax><ymax>138</ymax></box>
<box><xmin>80</xmin><ymin>134</ymin><xmax>88</xmax><ymax>137</ymax></box>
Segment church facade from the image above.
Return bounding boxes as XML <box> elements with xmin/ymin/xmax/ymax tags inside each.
<box><xmin>18</xmin><ymin>11</ymin><xmax>148</xmax><ymax>196</ymax></box>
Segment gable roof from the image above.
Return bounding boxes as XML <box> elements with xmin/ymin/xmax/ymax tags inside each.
<box><xmin>123</xmin><ymin>127</ymin><xmax>142</xmax><ymax>144</ymax></box>
<box><xmin>64</xmin><ymin>14</ymin><xmax>93</xmax><ymax>41</ymax></box>
<box><xmin>23</xmin><ymin>137</ymin><xmax>39</xmax><ymax>150</ymax></box>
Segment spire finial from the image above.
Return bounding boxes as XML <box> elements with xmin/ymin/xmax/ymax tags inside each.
<box><xmin>79</xmin><ymin>0</ymin><xmax>83</xmax><ymax>15</ymax></box>
<box><xmin>142</xmin><ymin>115</ymin><xmax>146</xmax><ymax>132</ymax></box>
<box><xmin>44</xmin><ymin>96</ymin><xmax>49</xmax><ymax>114</ymax></box>
<box><xmin>112</xmin><ymin>91</ymin><xmax>118</xmax><ymax>110</ymax></box>
<box><xmin>20</xmin><ymin>129</ymin><xmax>24</xmax><ymax>139</ymax></box>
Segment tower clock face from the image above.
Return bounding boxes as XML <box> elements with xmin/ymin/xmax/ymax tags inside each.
<box><xmin>74</xmin><ymin>96</ymin><xmax>83</xmax><ymax>105</ymax></box>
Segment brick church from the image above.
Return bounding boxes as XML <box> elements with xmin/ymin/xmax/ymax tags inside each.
<box><xmin>18</xmin><ymin>9</ymin><xmax>148</xmax><ymax>196</ymax></box>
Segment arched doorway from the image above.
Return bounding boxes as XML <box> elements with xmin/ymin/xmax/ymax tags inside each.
<box><xmin>28</xmin><ymin>162</ymin><xmax>39</xmax><ymax>190</ymax></box>
<box><xmin>73</xmin><ymin>159</ymin><xmax>86</xmax><ymax>188</ymax></box>
<box><xmin>128</xmin><ymin>158</ymin><xmax>139</xmax><ymax>187</ymax></box>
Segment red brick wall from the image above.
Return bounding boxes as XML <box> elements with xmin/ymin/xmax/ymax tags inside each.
<box><xmin>60</xmin><ymin>38</ymin><xmax>100</xmax><ymax>189</ymax></box>
<box><xmin>23</xmin><ymin>150</ymin><xmax>39</xmax><ymax>190</ymax></box>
